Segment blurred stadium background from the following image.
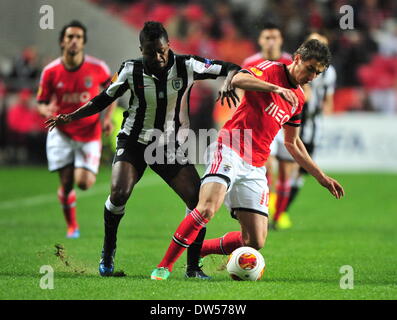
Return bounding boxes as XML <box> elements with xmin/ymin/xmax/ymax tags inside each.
<box><xmin>0</xmin><ymin>0</ymin><xmax>396</xmax><ymax>171</ymax></box>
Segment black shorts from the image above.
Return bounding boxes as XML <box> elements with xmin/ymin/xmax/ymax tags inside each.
<box><xmin>113</xmin><ymin>133</ymin><xmax>193</xmax><ymax>183</ymax></box>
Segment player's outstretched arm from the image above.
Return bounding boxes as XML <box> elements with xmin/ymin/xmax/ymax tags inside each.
<box><xmin>231</xmin><ymin>72</ymin><xmax>298</xmax><ymax>108</ymax></box>
<box><xmin>45</xmin><ymin>101</ymin><xmax>93</xmax><ymax>131</ymax></box>
<box><xmin>283</xmin><ymin>125</ymin><xmax>345</xmax><ymax>199</ymax></box>
<box><xmin>216</xmin><ymin>68</ymin><xmax>240</xmax><ymax>109</ymax></box>
<box><xmin>45</xmin><ymin>90</ymin><xmax>116</xmax><ymax>131</ymax></box>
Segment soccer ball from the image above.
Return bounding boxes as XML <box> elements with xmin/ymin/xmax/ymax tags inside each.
<box><xmin>226</xmin><ymin>247</ymin><xmax>265</xmax><ymax>281</ymax></box>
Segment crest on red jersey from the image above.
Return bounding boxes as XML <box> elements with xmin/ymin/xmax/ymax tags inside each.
<box><xmin>84</xmin><ymin>76</ymin><xmax>93</xmax><ymax>88</ymax></box>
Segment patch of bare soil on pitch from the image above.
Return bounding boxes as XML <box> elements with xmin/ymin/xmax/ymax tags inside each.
<box><xmin>52</xmin><ymin>244</ymin><xmax>127</xmax><ymax>277</ymax></box>
<box><xmin>54</xmin><ymin>243</ymin><xmax>86</xmax><ymax>274</ymax></box>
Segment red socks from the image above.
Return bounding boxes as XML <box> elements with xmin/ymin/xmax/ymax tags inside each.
<box><xmin>200</xmin><ymin>231</ymin><xmax>244</xmax><ymax>257</ymax></box>
<box><xmin>57</xmin><ymin>187</ymin><xmax>78</xmax><ymax>230</ymax></box>
<box><xmin>158</xmin><ymin>208</ymin><xmax>208</xmax><ymax>271</ymax></box>
<box><xmin>274</xmin><ymin>180</ymin><xmax>291</xmax><ymax>221</ymax></box>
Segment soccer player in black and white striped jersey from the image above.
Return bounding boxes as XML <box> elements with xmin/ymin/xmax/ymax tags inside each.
<box><xmin>45</xmin><ymin>21</ymin><xmax>240</xmax><ymax>279</ymax></box>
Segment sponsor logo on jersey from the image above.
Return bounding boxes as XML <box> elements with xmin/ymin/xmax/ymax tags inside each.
<box><xmin>204</xmin><ymin>58</ymin><xmax>213</xmax><ymax>68</ymax></box>
<box><xmin>264</xmin><ymin>102</ymin><xmax>290</xmax><ymax>125</ymax></box>
<box><xmin>62</xmin><ymin>91</ymin><xmax>90</xmax><ymax>104</ymax></box>
<box><xmin>223</xmin><ymin>164</ymin><xmax>232</xmax><ymax>173</ymax></box>
<box><xmin>250</xmin><ymin>67</ymin><xmax>263</xmax><ymax>77</ymax></box>
<box><xmin>56</xmin><ymin>82</ymin><xmax>64</xmax><ymax>88</ymax></box>
<box><xmin>172</xmin><ymin>78</ymin><xmax>183</xmax><ymax>91</ymax></box>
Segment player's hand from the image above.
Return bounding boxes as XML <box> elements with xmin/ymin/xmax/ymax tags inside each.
<box><xmin>102</xmin><ymin>117</ymin><xmax>114</xmax><ymax>136</ymax></box>
<box><xmin>216</xmin><ymin>82</ymin><xmax>240</xmax><ymax>109</ymax></box>
<box><xmin>45</xmin><ymin>114</ymin><xmax>72</xmax><ymax>131</ymax></box>
<box><xmin>37</xmin><ymin>102</ymin><xmax>59</xmax><ymax>118</ymax></box>
<box><xmin>274</xmin><ymin>87</ymin><xmax>298</xmax><ymax>108</ymax></box>
<box><xmin>318</xmin><ymin>175</ymin><xmax>345</xmax><ymax>199</ymax></box>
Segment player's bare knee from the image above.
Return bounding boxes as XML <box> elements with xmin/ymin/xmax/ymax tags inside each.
<box><xmin>243</xmin><ymin>237</ymin><xmax>265</xmax><ymax>250</ymax></box>
<box><xmin>110</xmin><ymin>187</ymin><xmax>130</xmax><ymax>206</ymax></box>
<box><xmin>76</xmin><ymin>180</ymin><xmax>92</xmax><ymax>190</ymax></box>
<box><xmin>75</xmin><ymin>173</ymin><xmax>96</xmax><ymax>190</ymax></box>
<box><xmin>197</xmin><ymin>204</ymin><xmax>216</xmax><ymax>221</ymax></box>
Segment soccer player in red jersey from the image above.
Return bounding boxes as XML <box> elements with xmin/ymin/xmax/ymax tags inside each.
<box><xmin>241</xmin><ymin>23</ymin><xmax>296</xmax><ymax>229</ymax></box>
<box><xmin>37</xmin><ymin>21</ymin><xmax>115</xmax><ymax>238</ymax></box>
<box><xmin>151</xmin><ymin>39</ymin><xmax>345</xmax><ymax>280</ymax></box>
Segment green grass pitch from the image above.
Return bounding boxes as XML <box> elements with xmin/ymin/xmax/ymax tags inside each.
<box><xmin>0</xmin><ymin>166</ymin><xmax>396</xmax><ymax>300</ymax></box>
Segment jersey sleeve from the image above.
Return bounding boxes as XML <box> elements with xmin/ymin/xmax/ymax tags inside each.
<box><xmin>284</xmin><ymin>113</ymin><xmax>302</xmax><ymax>127</ymax></box>
<box><xmin>186</xmin><ymin>56</ymin><xmax>240</xmax><ymax>80</ymax></box>
<box><xmin>324</xmin><ymin>65</ymin><xmax>336</xmax><ymax>96</ymax></box>
<box><xmin>36</xmin><ymin>68</ymin><xmax>52</xmax><ymax>104</ymax></box>
<box><xmin>98</xmin><ymin>61</ymin><xmax>112</xmax><ymax>88</ymax></box>
<box><xmin>284</xmin><ymin>96</ymin><xmax>304</xmax><ymax>127</ymax></box>
<box><xmin>105</xmin><ymin>61</ymin><xmax>132</xmax><ymax>99</ymax></box>
<box><xmin>240</xmin><ymin>64</ymin><xmax>271</xmax><ymax>82</ymax></box>
<box><xmin>90</xmin><ymin>61</ymin><xmax>132</xmax><ymax>110</ymax></box>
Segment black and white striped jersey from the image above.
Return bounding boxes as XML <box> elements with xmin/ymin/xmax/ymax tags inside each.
<box><xmin>301</xmin><ymin>65</ymin><xmax>336</xmax><ymax>146</ymax></box>
<box><xmin>99</xmin><ymin>51</ymin><xmax>239</xmax><ymax>145</ymax></box>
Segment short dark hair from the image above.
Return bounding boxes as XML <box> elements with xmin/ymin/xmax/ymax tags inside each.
<box><xmin>139</xmin><ymin>21</ymin><xmax>169</xmax><ymax>45</ymax></box>
<box><xmin>294</xmin><ymin>39</ymin><xmax>331</xmax><ymax>68</ymax></box>
<box><xmin>261</xmin><ymin>22</ymin><xmax>281</xmax><ymax>32</ymax></box>
<box><xmin>59</xmin><ymin>20</ymin><xmax>87</xmax><ymax>44</ymax></box>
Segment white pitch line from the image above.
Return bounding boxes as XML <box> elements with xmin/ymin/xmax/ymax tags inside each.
<box><xmin>0</xmin><ymin>174</ymin><xmax>161</xmax><ymax>211</ymax></box>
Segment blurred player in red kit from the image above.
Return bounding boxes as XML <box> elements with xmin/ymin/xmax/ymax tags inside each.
<box><xmin>37</xmin><ymin>21</ymin><xmax>115</xmax><ymax>238</ymax></box>
<box><xmin>151</xmin><ymin>39</ymin><xmax>345</xmax><ymax>280</ymax></box>
<box><xmin>242</xmin><ymin>22</ymin><xmax>292</xmax><ymax>68</ymax></box>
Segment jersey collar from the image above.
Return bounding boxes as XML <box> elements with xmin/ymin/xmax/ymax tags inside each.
<box><xmin>61</xmin><ymin>55</ymin><xmax>85</xmax><ymax>72</ymax></box>
<box><xmin>283</xmin><ymin>64</ymin><xmax>298</xmax><ymax>89</ymax></box>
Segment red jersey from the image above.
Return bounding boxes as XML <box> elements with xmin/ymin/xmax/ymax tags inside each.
<box><xmin>37</xmin><ymin>55</ymin><xmax>111</xmax><ymax>142</ymax></box>
<box><xmin>242</xmin><ymin>51</ymin><xmax>293</xmax><ymax>68</ymax></box>
<box><xmin>219</xmin><ymin>61</ymin><xmax>305</xmax><ymax>167</ymax></box>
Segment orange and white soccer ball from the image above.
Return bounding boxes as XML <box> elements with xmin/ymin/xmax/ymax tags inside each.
<box><xmin>226</xmin><ymin>247</ymin><xmax>265</xmax><ymax>281</ymax></box>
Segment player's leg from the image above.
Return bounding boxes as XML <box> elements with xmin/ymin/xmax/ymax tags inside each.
<box><xmin>99</xmin><ymin>138</ymin><xmax>147</xmax><ymax>276</ymax></box>
<box><xmin>74</xmin><ymin>168</ymin><xmax>96</xmax><ymax>191</ymax></box>
<box><xmin>267</xmin><ymin>137</ymin><xmax>278</xmax><ymax>217</ymax></box>
<box><xmin>46</xmin><ymin>128</ymin><xmax>79</xmax><ymax>237</ymax></box>
<box><xmin>57</xmin><ymin>164</ymin><xmax>80</xmax><ymax>238</ymax></box>
<box><xmin>285</xmin><ymin>166</ymin><xmax>305</xmax><ymax>212</ymax></box>
<box><xmin>200</xmin><ymin>164</ymin><xmax>269</xmax><ymax>258</ymax></box>
<box><xmin>273</xmin><ymin>157</ymin><xmax>298</xmax><ymax>229</ymax></box>
<box><xmin>151</xmin><ymin>142</ymin><xmax>235</xmax><ymax>279</ymax></box>
<box><xmin>99</xmin><ymin>160</ymin><xmax>142</xmax><ymax>276</ymax></box>
<box><xmin>265</xmin><ymin>155</ymin><xmax>277</xmax><ymax>217</ymax></box>
<box><xmin>150</xmin><ymin>141</ymin><xmax>207</xmax><ymax>277</ymax></box>
<box><xmin>74</xmin><ymin>139</ymin><xmax>101</xmax><ymax>190</ymax></box>
<box><xmin>156</xmin><ymin>163</ymin><xmax>209</xmax><ymax>278</ymax></box>
<box><xmin>285</xmin><ymin>142</ymin><xmax>314</xmax><ymax>211</ymax></box>
<box><xmin>151</xmin><ymin>180</ymin><xmax>227</xmax><ymax>280</ymax></box>
<box><xmin>236</xmin><ymin>211</ymin><xmax>268</xmax><ymax>250</ymax></box>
